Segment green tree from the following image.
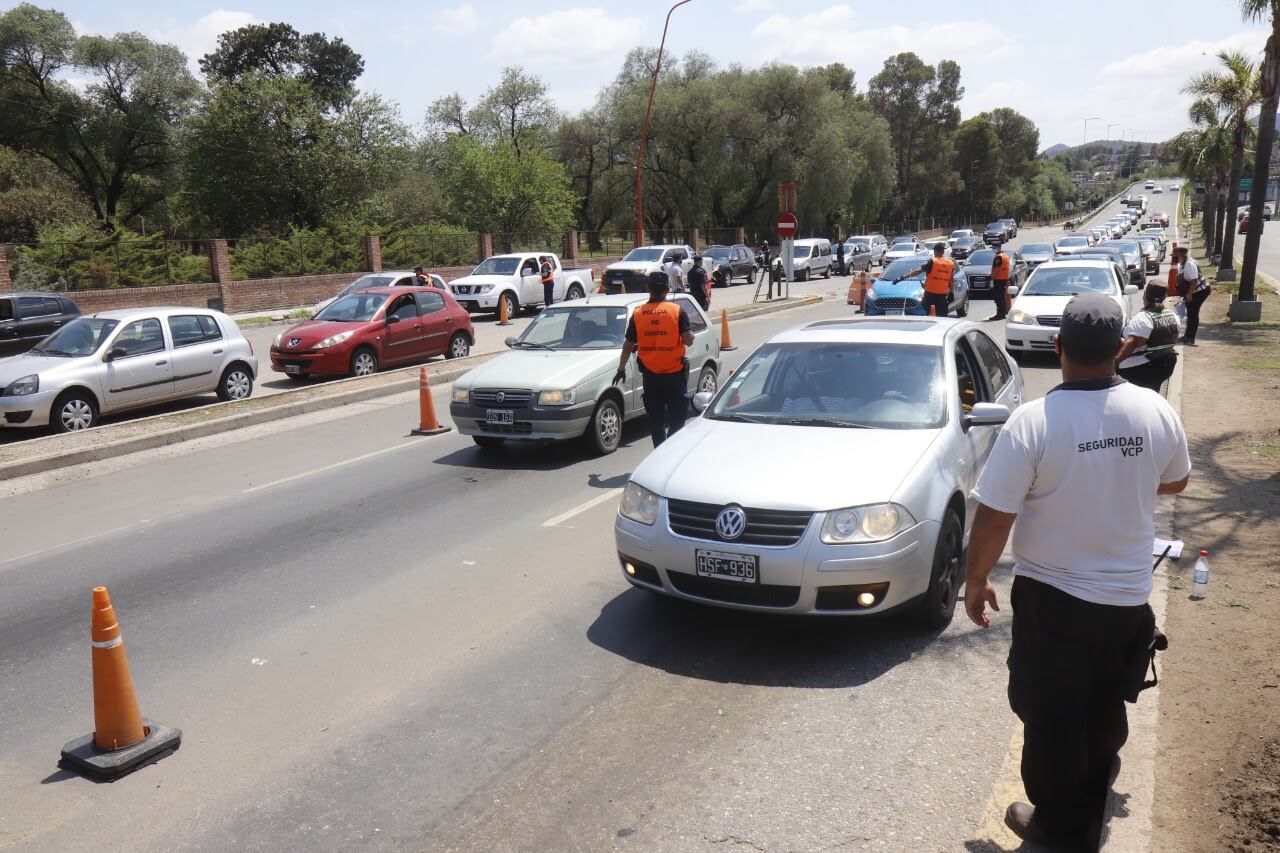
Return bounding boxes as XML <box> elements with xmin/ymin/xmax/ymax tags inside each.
<box><xmin>0</xmin><ymin>4</ymin><xmax>198</xmax><ymax>227</ymax></box>
<box><xmin>428</xmin><ymin>67</ymin><xmax>559</xmax><ymax>158</ymax></box>
<box><xmin>1183</xmin><ymin>49</ymin><xmax>1259</xmax><ymax>275</ymax></box>
<box><xmin>1169</xmin><ymin>98</ymin><xmax>1233</xmax><ymax>254</ymax></box>
<box><xmin>1238</xmin><ymin>0</ymin><xmax>1279</xmax><ymax>303</ymax></box>
<box><xmin>436</xmin><ymin>135</ymin><xmax>577</xmax><ymax>249</ymax></box>
<box><xmin>0</xmin><ymin>144</ymin><xmax>92</xmax><ymax>242</ymax></box>
<box><xmin>199</xmin><ymin>22</ymin><xmax>363</xmax><ymax>110</ymax></box>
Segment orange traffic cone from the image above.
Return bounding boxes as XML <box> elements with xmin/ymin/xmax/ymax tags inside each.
<box><xmin>598</xmin><ymin>277</ymin><xmax>606</xmax><ymax>294</ymax></box>
<box><xmin>858</xmin><ymin>272</ymin><xmax>871</xmax><ymax>311</ymax></box>
<box><xmin>60</xmin><ymin>587</ymin><xmax>181</xmax><ymax>780</ymax></box>
<box><xmin>411</xmin><ymin>367</ymin><xmax>451</xmax><ymax>436</ymax></box>
<box><xmin>720</xmin><ymin>309</ymin><xmax>737</xmax><ymax>351</ymax></box>
<box><xmin>497</xmin><ymin>293</ymin><xmax>512</xmax><ymax>326</ymax></box>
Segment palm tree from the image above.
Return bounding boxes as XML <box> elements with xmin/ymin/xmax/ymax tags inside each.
<box><xmin>1239</xmin><ymin>0</ymin><xmax>1279</xmax><ymax>304</ymax></box>
<box><xmin>1170</xmin><ymin>99</ymin><xmax>1233</xmax><ymax>256</ymax></box>
<box><xmin>1183</xmin><ymin>50</ymin><xmax>1260</xmax><ymax>279</ymax></box>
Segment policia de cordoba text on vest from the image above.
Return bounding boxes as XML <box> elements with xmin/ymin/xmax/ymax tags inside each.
<box><xmin>1078</xmin><ymin>435</ymin><xmax>1144</xmax><ymax>456</ymax></box>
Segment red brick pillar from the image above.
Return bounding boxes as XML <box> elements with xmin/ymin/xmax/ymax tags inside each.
<box><xmin>362</xmin><ymin>235</ymin><xmax>383</xmax><ymax>272</ymax></box>
<box><xmin>0</xmin><ymin>246</ymin><xmax>11</xmax><ymax>292</ymax></box>
<box><xmin>562</xmin><ymin>229</ymin><xmax>578</xmax><ymax>262</ymax></box>
<box><xmin>734</xmin><ymin>227</ymin><xmax>746</xmax><ymax>245</ymax></box>
<box><xmin>476</xmin><ymin>233</ymin><xmax>493</xmax><ymax>263</ymax></box>
<box><xmin>685</xmin><ymin>227</ymin><xmax>700</xmax><ymax>250</ymax></box>
<box><xmin>208</xmin><ymin>239</ymin><xmax>232</xmax><ymax>312</ymax></box>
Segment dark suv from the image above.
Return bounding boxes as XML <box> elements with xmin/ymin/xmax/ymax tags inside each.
<box><xmin>701</xmin><ymin>244</ymin><xmax>756</xmax><ymax>286</ymax></box>
<box><xmin>983</xmin><ymin>222</ymin><xmax>1007</xmax><ymax>242</ymax></box>
<box><xmin>0</xmin><ymin>292</ymin><xmax>81</xmax><ymax>355</ymax></box>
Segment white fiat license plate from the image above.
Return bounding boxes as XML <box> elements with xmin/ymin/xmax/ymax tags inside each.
<box><xmin>485</xmin><ymin>409</ymin><xmax>514</xmax><ymax>425</ymax></box>
<box><xmin>695</xmin><ymin>549</ymin><xmax>758</xmax><ymax>583</ymax></box>
<box><xmin>283</xmin><ymin>364</ymin><xmax>302</xmax><ymax>375</ymax></box>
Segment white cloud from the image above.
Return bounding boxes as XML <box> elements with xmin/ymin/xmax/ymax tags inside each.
<box><xmin>734</xmin><ymin>0</ymin><xmax>776</xmax><ymax>12</ymax></box>
<box><xmin>1097</xmin><ymin>31</ymin><xmax>1265</xmax><ymax>80</ymax></box>
<box><xmin>435</xmin><ymin>3</ymin><xmax>481</xmax><ymax>35</ymax></box>
<box><xmin>489</xmin><ymin>8</ymin><xmax>642</xmax><ymax>69</ymax></box>
<box><xmin>751</xmin><ymin>6</ymin><xmax>1021</xmax><ymax>67</ymax></box>
<box><xmin>151</xmin><ymin>10</ymin><xmax>260</xmax><ymax>69</ymax></box>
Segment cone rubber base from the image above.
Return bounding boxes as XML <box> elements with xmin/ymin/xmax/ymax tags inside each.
<box><xmin>411</xmin><ymin>425</ymin><xmax>451</xmax><ymax>436</ymax></box>
<box><xmin>720</xmin><ymin>345</ymin><xmax>738</xmax><ymax>351</ymax></box>
<box><xmin>60</xmin><ymin>719</ymin><xmax>181</xmax><ymax>781</ymax></box>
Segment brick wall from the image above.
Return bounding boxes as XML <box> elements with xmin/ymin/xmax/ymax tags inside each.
<box><xmin>71</xmin><ymin>281</ymin><xmax>222</xmax><ymax>313</ymax></box>
<box><xmin>0</xmin><ymin>246</ymin><xmax>10</xmax><ymax>292</ymax></box>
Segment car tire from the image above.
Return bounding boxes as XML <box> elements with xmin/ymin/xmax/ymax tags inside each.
<box><xmin>956</xmin><ymin>295</ymin><xmax>968</xmax><ymax>318</ymax></box>
<box><xmin>914</xmin><ymin>510</ymin><xmax>963</xmax><ymax>631</ymax></box>
<box><xmin>498</xmin><ymin>292</ymin><xmax>519</xmax><ymax>320</ymax></box>
<box><xmin>446</xmin><ymin>332</ymin><xmax>470</xmax><ymax>359</ymax></box>
<box><xmin>566</xmin><ymin>284</ymin><xmax>584</xmax><ymax>301</ymax></box>
<box><xmin>583</xmin><ymin>396</ymin><xmax>623</xmax><ymax>456</ymax></box>
<box><xmin>216</xmin><ymin>363</ymin><xmax>254</xmax><ymax>402</ymax></box>
<box><xmin>51</xmin><ymin>389</ymin><xmax>98</xmax><ymax>433</ymax></box>
<box><xmin>350</xmin><ymin>347</ymin><xmax>378</xmax><ymax>377</ymax></box>
<box><xmin>696</xmin><ymin>364</ymin><xmax>718</xmax><ymax>398</ymax></box>
<box><xmin>822</xmin><ymin>264</ymin><xmax>831</xmax><ymax>279</ymax></box>
<box><xmin>800</xmin><ymin>268</ymin><xmax>810</xmax><ymax>281</ymax></box>
<box><xmin>473</xmin><ymin>436</ymin><xmax>505</xmax><ymax>450</ymax></box>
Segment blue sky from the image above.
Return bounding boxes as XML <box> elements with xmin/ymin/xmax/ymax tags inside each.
<box><xmin>38</xmin><ymin>0</ymin><xmax>1270</xmax><ymax>149</ymax></box>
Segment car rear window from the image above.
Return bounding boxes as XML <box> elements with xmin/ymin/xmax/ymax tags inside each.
<box><xmin>168</xmin><ymin>314</ymin><xmax>224</xmax><ymax>347</ymax></box>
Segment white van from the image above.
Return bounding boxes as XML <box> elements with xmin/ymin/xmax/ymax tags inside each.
<box><xmin>779</xmin><ymin>238</ymin><xmax>833</xmax><ymax>280</ymax></box>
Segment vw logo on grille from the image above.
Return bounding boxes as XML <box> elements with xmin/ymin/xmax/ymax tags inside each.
<box><xmin>495</xmin><ymin>391</ymin><xmax>506</xmax><ymax>403</ymax></box>
<box><xmin>288</xmin><ymin>338</ymin><xmax>301</xmax><ymax>347</ymax></box>
<box><xmin>715</xmin><ymin>505</ymin><xmax>747</xmax><ymax>541</ymax></box>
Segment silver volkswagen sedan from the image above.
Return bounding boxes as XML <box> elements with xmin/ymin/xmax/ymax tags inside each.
<box><xmin>613</xmin><ymin>316</ymin><xmax>1023</xmax><ymax>629</ymax></box>
<box><xmin>0</xmin><ymin>307</ymin><xmax>257</xmax><ymax>432</ymax></box>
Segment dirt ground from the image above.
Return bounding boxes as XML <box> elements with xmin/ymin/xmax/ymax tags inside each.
<box><xmin>1151</xmin><ymin>286</ymin><xmax>1280</xmax><ymax>852</ymax></box>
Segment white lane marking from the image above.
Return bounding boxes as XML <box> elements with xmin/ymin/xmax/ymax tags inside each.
<box><xmin>542</xmin><ymin>488</ymin><xmax>624</xmax><ymax>528</ymax></box>
<box><xmin>0</xmin><ymin>521</ymin><xmax>144</xmax><ymax>569</ymax></box>
<box><xmin>242</xmin><ymin>440</ymin><xmax>426</xmax><ymax>494</ymax></box>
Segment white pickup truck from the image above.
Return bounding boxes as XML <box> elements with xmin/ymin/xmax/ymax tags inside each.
<box><xmin>602</xmin><ymin>244</ymin><xmax>700</xmax><ymax>294</ymax></box>
<box><xmin>449</xmin><ymin>253</ymin><xmax>596</xmax><ymax>317</ymax></box>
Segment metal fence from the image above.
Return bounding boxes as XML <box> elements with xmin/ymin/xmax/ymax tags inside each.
<box><xmin>6</xmin><ymin>239</ymin><xmax>213</xmax><ymax>291</ymax></box>
<box><xmin>227</xmin><ymin>233</ymin><xmax>366</xmax><ymax>280</ymax></box>
<box><xmin>381</xmin><ymin>231</ymin><xmax>476</xmax><ymax>270</ymax></box>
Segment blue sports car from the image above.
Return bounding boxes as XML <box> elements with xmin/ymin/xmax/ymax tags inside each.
<box><xmin>863</xmin><ymin>256</ymin><xmax>970</xmax><ymax>317</ymax></box>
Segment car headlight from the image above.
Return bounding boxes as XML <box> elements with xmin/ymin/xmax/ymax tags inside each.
<box><xmin>452</xmin><ymin>386</ymin><xmax>470</xmax><ymax>403</ymax></box>
<box><xmin>820</xmin><ymin>503</ymin><xmax>916</xmax><ymax>544</ymax></box>
<box><xmin>1007</xmin><ymin>309</ymin><xmax>1033</xmax><ymax>325</ymax></box>
<box><xmin>538</xmin><ymin>389</ymin><xmax>576</xmax><ymax>406</ymax></box>
<box><xmin>272</xmin><ymin>332</ymin><xmax>284</xmax><ymax>348</ymax></box>
<box><xmin>314</xmin><ymin>330</ymin><xmax>355</xmax><ymax>349</ymax></box>
<box><xmin>478</xmin><ymin>285</ymin><xmax>494</xmax><ymax>293</ymax></box>
<box><xmin>3</xmin><ymin>374</ymin><xmax>39</xmax><ymax>397</ymax></box>
<box><xmin>619</xmin><ymin>481</ymin><xmax>661</xmax><ymax>526</ymax></box>
<box><xmin>867</xmin><ymin>288</ymin><xmax>878</xmax><ymax>300</ymax></box>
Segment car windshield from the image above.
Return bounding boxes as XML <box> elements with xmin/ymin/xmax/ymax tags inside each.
<box><xmin>880</xmin><ymin>258</ymin><xmax>927</xmax><ymax>280</ymax></box>
<box><xmin>1025</xmin><ymin>267</ymin><xmax>1115</xmax><ymax>296</ymax></box>
<box><xmin>956</xmin><ymin>237</ymin><xmax>977</xmax><ymax>247</ymax></box>
<box><xmin>985</xmin><ymin>223</ymin><xmax>1003</xmax><ymax>230</ymax></box>
<box><xmin>1022</xmin><ymin>243</ymin><xmax>1053</xmax><ymax>254</ymax></box>
<box><xmin>621</xmin><ymin>248</ymin><xmax>665</xmax><ymax>262</ymax></box>
<box><xmin>337</xmin><ymin>274</ymin><xmax>398</xmax><ymax>298</ymax></box>
<box><xmin>515</xmin><ymin>304</ymin><xmax>629</xmax><ymax>350</ymax></box>
<box><xmin>890</xmin><ymin>238</ymin><xmax>914</xmax><ymax>247</ymax></box>
<box><xmin>29</xmin><ymin>317</ymin><xmax>119</xmax><ymax>357</ymax></box>
<box><xmin>968</xmin><ymin>250</ymin><xmax>995</xmax><ymax>265</ymax></box>
<box><xmin>847</xmin><ymin>241</ymin><xmax>869</xmax><ymax>251</ymax></box>
<box><xmin>1100</xmin><ymin>242</ymin><xmax>1140</xmax><ymax>262</ymax></box>
<box><xmin>707</xmin><ymin>342</ymin><xmax>945</xmax><ymax>430</ymax></box>
<box><xmin>704</xmin><ymin>247</ymin><xmax>732</xmax><ymax>260</ymax></box>
<box><xmin>472</xmin><ymin>257</ymin><xmax>521</xmax><ymax>276</ymax></box>
<box><xmin>314</xmin><ymin>292</ymin><xmax>387</xmax><ymax>322</ymax></box>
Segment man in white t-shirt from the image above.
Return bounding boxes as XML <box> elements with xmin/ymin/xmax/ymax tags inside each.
<box><xmin>964</xmin><ymin>292</ymin><xmax>1191</xmax><ymax>849</ymax></box>
<box><xmin>663</xmin><ymin>255</ymin><xmax>686</xmax><ymax>293</ymax></box>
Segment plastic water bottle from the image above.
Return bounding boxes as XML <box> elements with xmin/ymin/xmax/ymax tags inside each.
<box><xmin>1191</xmin><ymin>550</ymin><xmax>1210</xmax><ymax>599</ymax></box>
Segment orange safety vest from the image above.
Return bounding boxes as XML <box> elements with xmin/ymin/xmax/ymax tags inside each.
<box><xmin>992</xmin><ymin>252</ymin><xmax>1010</xmax><ymax>282</ymax></box>
<box><xmin>540</xmin><ymin>261</ymin><xmax>554</xmax><ymax>284</ymax></box>
<box><xmin>634</xmin><ymin>301</ymin><xmax>686</xmax><ymax>374</ymax></box>
<box><xmin>924</xmin><ymin>256</ymin><xmax>955</xmax><ymax>295</ymax></box>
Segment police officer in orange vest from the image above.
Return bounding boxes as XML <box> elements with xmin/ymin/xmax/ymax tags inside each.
<box><xmin>903</xmin><ymin>243</ymin><xmax>955</xmax><ymax>317</ymax></box>
<box><xmin>539</xmin><ymin>256</ymin><xmax>556</xmax><ymax>307</ymax></box>
<box><xmin>614</xmin><ymin>275</ymin><xmax>695</xmax><ymax>447</ymax></box>
<box><xmin>990</xmin><ymin>242</ymin><xmax>1012</xmax><ymax>321</ymax></box>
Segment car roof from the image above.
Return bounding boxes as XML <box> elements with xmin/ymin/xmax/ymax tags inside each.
<box><xmin>771</xmin><ymin>316</ymin><xmax>972</xmax><ymax>346</ymax></box>
<box><xmin>1</xmin><ymin>291</ymin><xmax>74</xmax><ymax>299</ymax></box>
<box><xmin>1035</xmin><ymin>259</ymin><xmax>1116</xmax><ymax>269</ymax></box>
<box><xmin>556</xmin><ymin>293</ymin><xmax>660</xmax><ymax>308</ymax></box>
<box><xmin>88</xmin><ymin>306</ymin><xmax>231</xmax><ymax>320</ymax></box>
<box><xmin>792</xmin><ymin>237</ymin><xmax>829</xmax><ymax>245</ymax></box>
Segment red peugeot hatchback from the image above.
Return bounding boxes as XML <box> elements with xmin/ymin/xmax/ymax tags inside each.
<box><xmin>270</xmin><ymin>286</ymin><xmax>474</xmax><ymax>379</ymax></box>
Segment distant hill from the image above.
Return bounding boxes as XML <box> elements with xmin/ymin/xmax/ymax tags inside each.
<box><xmin>1042</xmin><ymin>143</ymin><xmax>1070</xmax><ymax>157</ymax></box>
<box><xmin>1041</xmin><ymin>139</ymin><xmax>1154</xmax><ymax>157</ymax></box>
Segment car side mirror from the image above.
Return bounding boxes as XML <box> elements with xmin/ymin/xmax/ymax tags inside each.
<box><xmin>965</xmin><ymin>402</ymin><xmax>1011</xmax><ymax>429</ymax></box>
<box><xmin>103</xmin><ymin>346</ymin><xmax>127</xmax><ymax>363</ymax></box>
<box><xmin>1008</xmin><ymin>285</ymin><xmax>1019</xmax><ymax>297</ymax></box>
<box><xmin>1124</xmin><ymin>285</ymin><xmax>1139</xmax><ymax>295</ymax></box>
<box><xmin>504</xmin><ymin>336</ymin><xmax>516</xmax><ymax>348</ymax></box>
<box><xmin>692</xmin><ymin>391</ymin><xmax>714</xmax><ymax>413</ymax></box>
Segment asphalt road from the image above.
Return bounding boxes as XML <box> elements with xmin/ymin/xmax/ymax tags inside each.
<box><xmin>0</xmin><ymin>187</ymin><xmax>1165</xmax><ymax>852</ymax></box>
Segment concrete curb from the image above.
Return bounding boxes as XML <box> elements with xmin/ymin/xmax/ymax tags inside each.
<box><xmin>0</xmin><ymin>296</ymin><xmax>823</xmax><ymax>482</ymax></box>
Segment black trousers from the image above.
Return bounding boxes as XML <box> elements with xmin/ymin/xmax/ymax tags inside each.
<box><xmin>641</xmin><ymin>368</ymin><xmax>688</xmax><ymax>447</ymax></box>
<box><xmin>991</xmin><ymin>280</ymin><xmax>1009</xmax><ymax>318</ymax></box>
<box><xmin>1008</xmin><ymin>576</ymin><xmax>1155</xmax><ymax>845</ymax></box>
<box><xmin>922</xmin><ymin>291</ymin><xmax>949</xmax><ymax>317</ymax></box>
<box><xmin>1118</xmin><ymin>355</ymin><xmax>1176</xmax><ymax>393</ymax></box>
<box><xmin>1183</xmin><ymin>286</ymin><xmax>1210</xmax><ymax>343</ymax></box>
<box><xmin>543</xmin><ymin>282</ymin><xmax>554</xmax><ymax>307</ymax></box>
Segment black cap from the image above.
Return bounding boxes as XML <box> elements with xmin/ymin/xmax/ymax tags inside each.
<box><xmin>1060</xmin><ymin>293</ymin><xmax>1123</xmax><ymax>363</ymax></box>
<box><xmin>933</xmin><ymin>242</ymin><xmax>945</xmax><ymax>253</ymax></box>
<box><xmin>414</xmin><ymin>266</ymin><xmax>425</xmax><ymax>274</ymax></box>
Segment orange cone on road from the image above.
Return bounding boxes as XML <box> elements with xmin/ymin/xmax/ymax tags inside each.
<box><xmin>59</xmin><ymin>587</ymin><xmax>181</xmax><ymax>780</ymax></box>
<box><xmin>720</xmin><ymin>309</ymin><xmax>737</xmax><ymax>351</ymax></box>
<box><xmin>412</xmin><ymin>367</ymin><xmax>451</xmax><ymax>436</ymax></box>
<box><xmin>497</xmin><ymin>293</ymin><xmax>512</xmax><ymax>326</ymax></box>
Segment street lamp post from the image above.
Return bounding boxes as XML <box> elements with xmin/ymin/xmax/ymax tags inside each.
<box><xmin>1106</xmin><ymin>123</ymin><xmax>1118</xmax><ymax>141</ymax></box>
<box><xmin>1083</xmin><ymin>116</ymin><xmax>1101</xmax><ymax>145</ymax></box>
<box><xmin>634</xmin><ymin>0</ymin><xmax>693</xmax><ymax>249</ymax></box>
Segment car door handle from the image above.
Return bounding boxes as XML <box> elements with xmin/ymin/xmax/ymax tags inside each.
<box><xmin>212</xmin><ymin>349</ymin><xmax>224</xmax><ymax>355</ymax></box>
<box><xmin>155</xmin><ymin>360</ymin><xmax>167</xmax><ymax>366</ymax></box>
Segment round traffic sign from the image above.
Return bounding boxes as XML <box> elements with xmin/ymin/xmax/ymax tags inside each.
<box><xmin>775</xmin><ymin>212</ymin><xmax>798</xmax><ymax>238</ymax></box>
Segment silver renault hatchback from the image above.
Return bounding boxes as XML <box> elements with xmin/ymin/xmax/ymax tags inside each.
<box><xmin>0</xmin><ymin>307</ymin><xmax>257</xmax><ymax>432</ymax></box>
<box><xmin>614</xmin><ymin>316</ymin><xmax>1022</xmax><ymax>629</ymax></box>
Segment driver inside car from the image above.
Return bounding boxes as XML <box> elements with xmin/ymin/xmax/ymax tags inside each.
<box><xmin>780</xmin><ymin>349</ymin><xmax>861</xmax><ymax>415</ymax></box>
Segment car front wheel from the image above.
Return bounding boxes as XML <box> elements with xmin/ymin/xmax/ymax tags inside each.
<box><xmin>52</xmin><ymin>390</ymin><xmax>98</xmax><ymax>433</ymax></box>
<box><xmin>914</xmin><ymin>510</ymin><xmax>963</xmax><ymax>631</ymax></box>
<box><xmin>350</xmin><ymin>347</ymin><xmax>378</xmax><ymax>377</ymax></box>
<box><xmin>583</xmin><ymin>396</ymin><xmax>622</xmax><ymax>455</ymax></box>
